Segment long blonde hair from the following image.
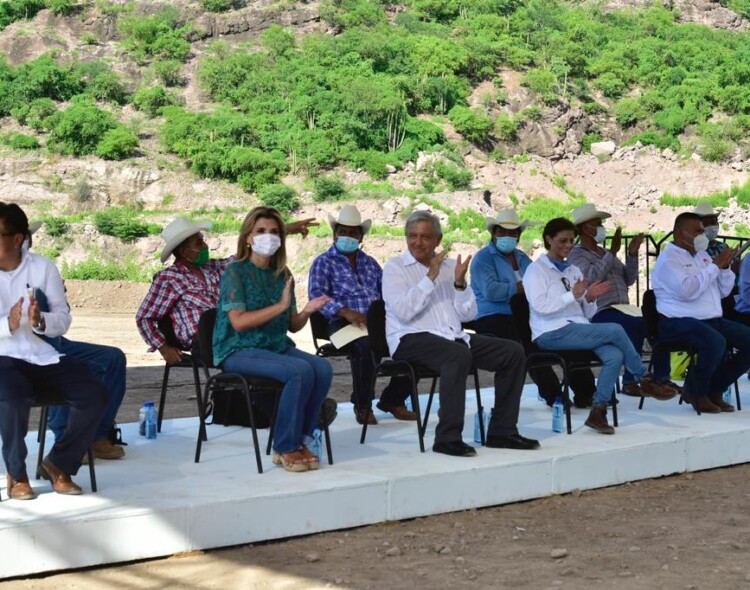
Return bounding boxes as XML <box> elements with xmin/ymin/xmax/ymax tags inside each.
<box><xmin>237</xmin><ymin>206</ymin><xmax>288</xmax><ymax>276</ymax></box>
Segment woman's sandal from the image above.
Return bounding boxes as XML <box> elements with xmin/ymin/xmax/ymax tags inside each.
<box><xmin>272</xmin><ymin>450</ymin><xmax>308</xmax><ymax>473</ymax></box>
<box><xmin>299</xmin><ymin>446</ymin><xmax>321</xmax><ymax>470</ymax></box>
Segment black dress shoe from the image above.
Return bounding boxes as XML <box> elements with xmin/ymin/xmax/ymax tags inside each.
<box><xmin>432</xmin><ymin>440</ymin><xmax>477</xmax><ymax>457</ymax></box>
<box><xmin>486</xmin><ymin>434</ymin><xmax>541</xmax><ymax>450</ymax></box>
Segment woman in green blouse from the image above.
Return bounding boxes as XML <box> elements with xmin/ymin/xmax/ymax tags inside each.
<box><xmin>213</xmin><ymin>207</ymin><xmax>332</xmax><ymax>472</ymax></box>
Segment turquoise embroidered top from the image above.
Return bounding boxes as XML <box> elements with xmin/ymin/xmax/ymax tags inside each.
<box><xmin>212</xmin><ymin>259</ymin><xmax>296</xmax><ymax>366</ymax></box>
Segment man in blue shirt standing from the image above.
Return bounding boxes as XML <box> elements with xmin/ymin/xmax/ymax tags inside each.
<box><xmin>308</xmin><ymin>205</ymin><xmax>415</xmax><ymax>425</ymax></box>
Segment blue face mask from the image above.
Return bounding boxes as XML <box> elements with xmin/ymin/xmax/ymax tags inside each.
<box><xmin>335</xmin><ymin>236</ymin><xmax>360</xmax><ymax>254</ymax></box>
<box><xmin>495</xmin><ymin>236</ymin><xmax>518</xmax><ymax>254</ymax></box>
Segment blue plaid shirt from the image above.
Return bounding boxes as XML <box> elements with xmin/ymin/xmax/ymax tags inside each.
<box><xmin>308</xmin><ymin>244</ymin><xmax>383</xmax><ymax>321</ymax></box>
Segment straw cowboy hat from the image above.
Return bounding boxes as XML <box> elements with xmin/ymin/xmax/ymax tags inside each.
<box><xmin>28</xmin><ymin>221</ymin><xmax>42</xmax><ymax>235</ymax></box>
<box><xmin>693</xmin><ymin>202</ymin><xmax>716</xmax><ymax>217</ymax></box>
<box><xmin>327</xmin><ymin>204</ymin><xmax>372</xmax><ymax>235</ymax></box>
<box><xmin>485</xmin><ymin>208</ymin><xmax>531</xmax><ymax>232</ymax></box>
<box><xmin>160</xmin><ymin>217</ymin><xmax>211</xmax><ymax>263</ymax></box>
<box><xmin>571</xmin><ymin>203</ymin><xmax>612</xmax><ymax>226</ymax></box>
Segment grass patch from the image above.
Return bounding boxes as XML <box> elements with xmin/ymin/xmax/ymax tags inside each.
<box><xmin>62</xmin><ymin>257</ymin><xmax>158</xmax><ymax>282</ymax></box>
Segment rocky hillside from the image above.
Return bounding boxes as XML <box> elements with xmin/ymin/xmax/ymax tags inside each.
<box><xmin>2</xmin><ymin>0</ymin><xmax>750</xmax><ymax>280</ymax></box>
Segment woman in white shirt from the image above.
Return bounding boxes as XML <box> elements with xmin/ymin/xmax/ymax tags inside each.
<box><xmin>523</xmin><ymin>218</ymin><xmax>676</xmax><ymax>434</ymax></box>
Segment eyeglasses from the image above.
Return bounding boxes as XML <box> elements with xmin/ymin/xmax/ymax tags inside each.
<box><xmin>0</xmin><ymin>232</ymin><xmax>16</xmax><ymax>238</ymax></box>
<box><xmin>561</xmin><ymin>277</ymin><xmax>571</xmax><ymax>292</ymax></box>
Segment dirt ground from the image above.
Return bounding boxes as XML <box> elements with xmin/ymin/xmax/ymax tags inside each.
<box><xmin>6</xmin><ymin>280</ymin><xmax>750</xmax><ymax>589</ymax></box>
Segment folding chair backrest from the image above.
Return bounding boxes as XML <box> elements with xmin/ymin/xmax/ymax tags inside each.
<box><xmin>310</xmin><ymin>311</ymin><xmax>331</xmax><ymax>350</ymax></box>
<box><xmin>641</xmin><ymin>289</ymin><xmax>659</xmax><ymax>341</ymax></box>
<box><xmin>721</xmin><ymin>286</ymin><xmax>739</xmax><ymax>318</ymax></box>
<box><xmin>509</xmin><ymin>293</ymin><xmax>534</xmax><ymax>354</ymax></box>
<box><xmin>366</xmin><ymin>300</ymin><xmax>390</xmax><ymax>358</ymax></box>
<box><xmin>197</xmin><ymin>308</ymin><xmax>218</xmax><ymax>370</ymax></box>
<box><xmin>157</xmin><ymin>316</ymin><xmax>183</xmax><ymax>350</ymax></box>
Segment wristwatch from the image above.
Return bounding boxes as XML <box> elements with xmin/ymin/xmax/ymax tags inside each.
<box><xmin>34</xmin><ymin>315</ymin><xmax>46</xmax><ymax>332</ymax></box>
<box><xmin>454</xmin><ymin>282</ymin><xmax>466</xmax><ymax>291</ymax></box>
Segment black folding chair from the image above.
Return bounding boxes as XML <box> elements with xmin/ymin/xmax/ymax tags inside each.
<box><xmin>156</xmin><ymin>316</ymin><xmax>210</xmax><ymax>434</ymax></box>
<box><xmin>310</xmin><ymin>312</ymin><xmax>360</xmax><ymax>403</ymax></box>
<box><xmin>360</xmin><ymin>300</ymin><xmax>485</xmax><ymax>451</ymax></box>
<box><xmin>509</xmin><ymin>294</ymin><xmax>615</xmax><ymax>434</ymax></box>
<box><xmin>642</xmin><ymin>289</ymin><xmax>740</xmax><ymax>413</ymax></box>
<box><xmin>194</xmin><ymin>309</ymin><xmax>333</xmax><ymax>473</ymax></box>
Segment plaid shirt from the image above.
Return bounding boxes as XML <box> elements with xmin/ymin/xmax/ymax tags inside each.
<box><xmin>135</xmin><ymin>257</ymin><xmax>232</xmax><ymax>351</ymax></box>
<box><xmin>308</xmin><ymin>244</ymin><xmax>382</xmax><ymax>321</ymax></box>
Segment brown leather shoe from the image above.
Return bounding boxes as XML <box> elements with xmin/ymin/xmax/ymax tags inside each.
<box><xmin>639</xmin><ymin>374</ymin><xmax>678</xmax><ymax>401</ymax></box>
<box><xmin>378</xmin><ymin>404</ymin><xmax>418</xmax><ymax>421</ymax></box>
<box><xmin>354</xmin><ymin>407</ymin><xmax>377</xmax><ymax>425</ymax></box>
<box><xmin>708</xmin><ymin>392</ymin><xmax>736</xmax><ymax>413</ymax></box>
<box><xmin>40</xmin><ymin>458</ymin><xmax>83</xmax><ymax>495</ymax></box>
<box><xmin>662</xmin><ymin>380</ymin><xmax>684</xmax><ymax>395</ymax></box>
<box><xmin>584</xmin><ymin>405</ymin><xmax>615</xmax><ymax>435</ymax></box>
<box><xmin>6</xmin><ymin>475</ymin><xmax>35</xmax><ymax>500</ymax></box>
<box><xmin>90</xmin><ymin>438</ymin><xmax>125</xmax><ymax>460</ymax></box>
<box><xmin>688</xmin><ymin>396</ymin><xmax>721</xmax><ymax>414</ymax></box>
<box><xmin>621</xmin><ymin>382</ymin><xmax>642</xmax><ymax>397</ymax></box>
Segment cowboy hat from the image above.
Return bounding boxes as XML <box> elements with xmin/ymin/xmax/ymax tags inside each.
<box><xmin>485</xmin><ymin>208</ymin><xmax>531</xmax><ymax>232</ymax></box>
<box><xmin>28</xmin><ymin>221</ymin><xmax>42</xmax><ymax>235</ymax></box>
<box><xmin>693</xmin><ymin>202</ymin><xmax>716</xmax><ymax>217</ymax></box>
<box><xmin>327</xmin><ymin>204</ymin><xmax>371</xmax><ymax>235</ymax></box>
<box><xmin>571</xmin><ymin>203</ymin><xmax>612</xmax><ymax>226</ymax></box>
<box><xmin>160</xmin><ymin>217</ymin><xmax>211</xmax><ymax>263</ymax></box>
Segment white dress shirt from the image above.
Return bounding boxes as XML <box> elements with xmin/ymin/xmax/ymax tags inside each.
<box><xmin>522</xmin><ymin>253</ymin><xmax>598</xmax><ymax>341</ymax></box>
<box><xmin>0</xmin><ymin>252</ymin><xmax>71</xmax><ymax>365</ymax></box>
<box><xmin>382</xmin><ymin>251</ymin><xmax>477</xmax><ymax>356</ymax></box>
<box><xmin>651</xmin><ymin>242</ymin><xmax>735</xmax><ymax>319</ymax></box>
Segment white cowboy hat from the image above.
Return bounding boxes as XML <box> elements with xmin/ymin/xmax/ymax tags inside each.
<box><xmin>571</xmin><ymin>203</ymin><xmax>612</xmax><ymax>226</ymax></box>
<box><xmin>693</xmin><ymin>202</ymin><xmax>716</xmax><ymax>217</ymax></box>
<box><xmin>28</xmin><ymin>221</ymin><xmax>42</xmax><ymax>235</ymax></box>
<box><xmin>160</xmin><ymin>217</ymin><xmax>211</xmax><ymax>263</ymax></box>
<box><xmin>485</xmin><ymin>208</ymin><xmax>531</xmax><ymax>232</ymax></box>
<box><xmin>327</xmin><ymin>204</ymin><xmax>371</xmax><ymax>235</ymax></box>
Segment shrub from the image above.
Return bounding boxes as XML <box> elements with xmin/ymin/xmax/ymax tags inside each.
<box><xmin>447</xmin><ymin>105</ymin><xmax>493</xmax><ymax>145</ymax></box>
<box><xmin>435</xmin><ymin>161</ymin><xmax>472</xmax><ymax>190</ymax></box>
<box><xmin>2</xmin><ymin>132</ymin><xmax>39</xmax><ymax>150</ymax></box>
<box><xmin>624</xmin><ymin>131</ymin><xmax>680</xmax><ymax>152</ymax></box>
<box><xmin>152</xmin><ymin>59</ymin><xmax>183</xmax><ymax>87</ymax></box>
<box><xmin>62</xmin><ymin>258</ymin><xmax>155</xmax><ymax>282</ymax></box>
<box><xmin>44</xmin><ymin>100</ymin><xmax>116</xmax><ymax>156</ymax></box>
<box><xmin>132</xmin><ymin>86</ymin><xmax>180</xmax><ymax>117</ymax></box>
<box><xmin>96</xmin><ymin>126</ymin><xmax>139</xmax><ymax>160</ymax></box>
<box><xmin>494</xmin><ymin>114</ymin><xmax>518</xmax><ymax>142</ymax></box>
<box><xmin>582</xmin><ymin>133</ymin><xmax>602</xmax><ymax>153</ymax></box>
<box><xmin>71</xmin><ymin>177</ymin><xmax>92</xmax><ymax>203</ymax></box>
<box><xmin>42</xmin><ymin>216</ymin><xmax>68</xmax><ymax>236</ymax></box>
<box><xmin>46</xmin><ymin>0</ymin><xmax>74</xmax><ymax>15</ymax></box>
<box><xmin>85</xmin><ymin>71</ymin><xmax>127</xmax><ymax>104</ymax></box>
<box><xmin>201</xmin><ymin>0</ymin><xmax>232</xmax><ymax>12</ymax></box>
<box><xmin>314</xmin><ymin>175</ymin><xmax>347</xmax><ymax>202</ymax></box>
<box><xmin>258</xmin><ymin>183</ymin><xmax>299</xmax><ymax>213</ymax></box>
<box><xmin>93</xmin><ymin>209</ymin><xmax>150</xmax><ymax>241</ymax></box>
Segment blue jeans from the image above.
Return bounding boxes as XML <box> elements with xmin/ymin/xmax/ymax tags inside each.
<box><xmin>659</xmin><ymin>316</ymin><xmax>750</xmax><ymax>398</ymax></box>
<box><xmin>48</xmin><ymin>338</ymin><xmax>127</xmax><ymax>442</ymax></box>
<box><xmin>592</xmin><ymin>308</ymin><xmax>670</xmax><ymax>384</ymax></box>
<box><xmin>536</xmin><ymin>322</ymin><xmax>646</xmax><ymax>407</ymax></box>
<box><xmin>222</xmin><ymin>347</ymin><xmax>333</xmax><ymax>454</ymax></box>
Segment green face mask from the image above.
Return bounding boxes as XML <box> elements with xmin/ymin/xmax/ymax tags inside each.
<box><xmin>191</xmin><ymin>246</ymin><xmax>210</xmax><ymax>266</ymax></box>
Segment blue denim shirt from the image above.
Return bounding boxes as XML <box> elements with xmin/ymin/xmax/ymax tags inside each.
<box><xmin>470</xmin><ymin>241</ymin><xmax>532</xmax><ymax>318</ymax></box>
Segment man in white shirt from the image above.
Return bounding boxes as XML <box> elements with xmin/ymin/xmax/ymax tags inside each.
<box><xmin>0</xmin><ymin>203</ymin><xmax>108</xmax><ymax>500</ymax></box>
<box><xmin>652</xmin><ymin>212</ymin><xmax>750</xmax><ymax>413</ymax></box>
<box><xmin>382</xmin><ymin>210</ymin><xmax>539</xmax><ymax>457</ymax></box>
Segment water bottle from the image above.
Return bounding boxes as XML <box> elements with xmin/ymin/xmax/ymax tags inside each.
<box><xmin>139</xmin><ymin>403</ymin><xmax>147</xmax><ymax>436</ymax></box>
<box><xmin>145</xmin><ymin>402</ymin><xmax>157</xmax><ymax>440</ymax></box>
<box><xmin>405</xmin><ymin>396</ymin><xmax>412</xmax><ymax>411</ymax></box>
<box><xmin>307</xmin><ymin>428</ymin><xmax>322</xmax><ymax>459</ymax></box>
<box><xmin>723</xmin><ymin>387</ymin><xmax>733</xmax><ymax>406</ymax></box>
<box><xmin>552</xmin><ymin>397</ymin><xmax>564</xmax><ymax>433</ymax></box>
<box><xmin>474</xmin><ymin>409</ymin><xmax>491</xmax><ymax>444</ymax></box>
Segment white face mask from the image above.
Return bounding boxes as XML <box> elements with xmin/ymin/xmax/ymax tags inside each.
<box><xmin>703</xmin><ymin>225</ymin><xmax>719</xmax><ymax>241</ymax></box>
<box><xmin>692</xmin><ymin>233</ymin><xmax>710</xmax><ymax>253</ymax></box>
<box><xmin>593</xmin><ymin>226</ymin><xmax>607</xmax><ymax>244</ymax></box>
<box><xmin>251</xmin><ymin>233</ymin><xmax>281</xmax><ymax>258</ymax></box>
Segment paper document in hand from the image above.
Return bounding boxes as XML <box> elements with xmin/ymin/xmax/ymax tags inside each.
<box><xmin>610</xmin><ymin>304</ymin><xmax>642</xmax><ymax>317</ymax></box>
<box><xmin>330</xmin><ymin>324</ymin><xmax>368</xmax><ymax>348</ymax></box>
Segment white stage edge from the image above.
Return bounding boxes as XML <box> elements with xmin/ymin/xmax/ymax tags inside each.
<box><xmin>3</xmin><ymin>383</ymin><xmax>750</xmax><ymax>579</ymax></box>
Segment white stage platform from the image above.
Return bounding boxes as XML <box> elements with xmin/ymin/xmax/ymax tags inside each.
<box><xmin>3</xmin><ymin>383</ymin><xmax>750</xmax><ymax>579</ymax></box>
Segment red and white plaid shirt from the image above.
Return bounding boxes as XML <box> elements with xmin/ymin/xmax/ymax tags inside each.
<box><xmin>135</xmin><ymin>257</ymin><xmax>232</xmax><ymax>351</ymax></box>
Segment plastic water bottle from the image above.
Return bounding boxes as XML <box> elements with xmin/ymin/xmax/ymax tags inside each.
<box><xmin>139</xmin><ymin>403</ymin><xmax>147</xmax><ymax>436</ymax></box>
<box><xmin>145</xmin><ymin>402</ymin><xmax>157</xmax><ymax>440</ymax></box>
<box><xmin>552</xmin><ymin>397</ymin><xmax>564</xmax><ymax>433</ymax></box>
<box><xmin>723</xmin><ymin>387</ymin><xmax>733</xmax><ymax>406</ymax></box>
<box><xmin>308</xmin><ymin>428</ymin><xmax>322</xmax><ymax>459</ymax></box>
<box><xmin>405</xmin><ymin>396</ymin><xmax>412</xmax><ymax>411</ymax></box>
<box><xmin>474</xmin><ymin>409</ymin><xmax>491</xmax><ymax>443</ymax></box>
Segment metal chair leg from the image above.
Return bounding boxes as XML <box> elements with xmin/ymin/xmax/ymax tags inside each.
<box><xmin>157</xmin><ymin>364</ymin><xmax>171</xmax><ymax>433</ymax></box>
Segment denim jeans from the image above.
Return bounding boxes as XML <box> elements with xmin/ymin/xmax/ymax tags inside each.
<box><xmin>222</xmin><ymin>346</ymin><xmax>333</xmax><ymax>454</ymax></box>
<box><xmin>536</xmin><ymin>322</ymin><xmax>646</xmax><ymax>406</ymax></box>
<box><xmin>658</xmin><ymin>316</ymin><xmax>750</xmax><ymax>398</ymax></box>
<box><xmin>592</xmin><ymin>308</ymin><xmax>670</xmax><ymax>384</ymax></box>
<box><xmin>47</xmin><ymin>338</ymin><xmax>127</xmax><ymax>442</ymax></box>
